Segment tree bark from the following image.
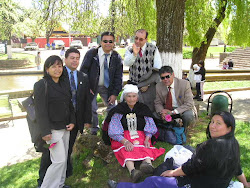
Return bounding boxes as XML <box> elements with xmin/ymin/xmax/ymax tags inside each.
<box><xmin>191</xmin><ymin>0</ymin><xmax>228</xmax><ymax>68</ymax></box>
<box><xmin>156</xmin><ymin>0</ymin><xmax>185</xmax><ymax>78</ymax></box>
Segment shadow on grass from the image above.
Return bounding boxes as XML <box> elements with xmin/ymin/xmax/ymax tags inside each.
<box><xmin>0</xmin><ymin>158</ymin><xmax>40</xmax><ymax>188</ymax></box>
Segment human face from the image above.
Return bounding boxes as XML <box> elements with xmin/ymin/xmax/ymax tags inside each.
<box><xmin>65</xmin><ymin>52</ymin><xmax>80</xmax><ymax>71</ymax></box>
<box><xmin>160</xmin><ymin>72</ymin><xmax>174</xmax><ymax>86</ymax></box>
<box><xmin>209</xmin><ymin>115</ymin><xmax>232</xmax><ymax>138</ymax></box>
<box><xmin>101</xmin><ymin>35</ymin><xmax>114</xmax><ymax>53</ymax></box>
<box><xmin>46</xmin><ymin>61</ymin><xmax>63</xmax><ymax>82</ymax></box>
<box><xmin>125</xmin><ymin>93</ymin><xmax>138</xmax><ymax>108</ymax></box>
<box><xmin>134</xmin><ymin>31</ymin><xmax>147</xmax><ymax>48</ymax></box>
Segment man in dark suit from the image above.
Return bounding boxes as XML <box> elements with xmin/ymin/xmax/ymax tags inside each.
<box><xmin>154</xmin><ymin>66</ymin><xmax>196</xmax><ymax>128</ymax></box>
<box><xmin>37</xmin><ymin>48</ymin><xmax>92</xmax><ymax>187</ymax></box>
<box><xmin>80</xmin><ymin>31</ymin><xmax>123</xmax><ymax>135</ymax></box>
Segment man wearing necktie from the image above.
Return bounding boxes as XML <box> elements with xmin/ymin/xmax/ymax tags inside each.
<box><xmin>124</xmin><ymin>29</ymin><xmax>162</xmax><ymax>112</ymax></box>
<box><xmin>80</xmin><ymin>31</ymin><xmax>123</xmax><ymax>135</ymax></box>
<box><xmin>154</xmin><ymin>66</ymin><xmax>197</xmax><ymax>128</ymax></box>
<box><xmin>37</xmin><ymin>48</ymin><xmax>92</xmax><ymax>187</ymax></box>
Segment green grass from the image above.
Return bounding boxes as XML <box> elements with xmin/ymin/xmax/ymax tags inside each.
<box><xmin>117</xmin><ymin>46</ymin><xmax>236</xmax><ymax>59</ymax></box>
<box><xmin>204</xmin><ymin>81</ymin><xmax>250</xmax><ymax>91</ymax></box>
<box><xmin>116</xmin><ymin>48</ymin><xmax>126</xmax><ymax>59</ymax></box>
<box><xmin>182</xmin><ymin>46</ymin><xmax>237</xmax><ymax>59</ymax></box>
<box><xmin>0</xmin><ymin>114</ymin><xmax>249</xmax><ymax>187</ymax></box>
<box><xmin>0</xmin><ymin>53</ymin><xmax>35</xmax><ymax>62</ymax></box>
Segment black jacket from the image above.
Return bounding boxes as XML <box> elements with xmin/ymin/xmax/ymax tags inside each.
<box><xmin>181</xmin><ymin>139</ymin><xmax>242</xmax><ymax>188</ymax></box>
<box><xmin>62</xmin><ymin>67</ymin><xmax>92</xmax><ymax>133</ymax></box>
<box><xmin>34</xmin><ymin>76</ymin><xmax>76</xmax><ymax>137</ymax></box>
<box><xmin>80</xmin><ymin>47</ymin><xmax>123</xmax><ymax>97</ymax></box>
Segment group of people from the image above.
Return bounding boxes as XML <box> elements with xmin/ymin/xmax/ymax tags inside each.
<box><xmin>222</xmin><ymin>59</ymin><xmax>234</xmax><ymax>70</ymax></box>
<box><xmin>33</xmin><ymin>29</ymin><xmax>249</xmax><ymax>188</ymax></box>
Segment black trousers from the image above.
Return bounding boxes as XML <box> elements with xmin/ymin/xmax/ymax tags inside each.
<box><xmin>195</xmin><ymin>82</ymin><xmax>201</xmax><ymax>98</ymax></box>
<box><xmin>37</xmin><ymin>127</ymin><xmax>79</xmax><ymax>186</ymax></box>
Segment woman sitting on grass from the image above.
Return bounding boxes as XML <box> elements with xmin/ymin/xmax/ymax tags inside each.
<box><xmin>107</xmin><ymin>84</ymin><xmax>165</xmax><ymax>183</ymax></box>
<box><xmin>108</xmin><ymin>111</ymin><xmax>250</xmax><ymax>188</ymax></box>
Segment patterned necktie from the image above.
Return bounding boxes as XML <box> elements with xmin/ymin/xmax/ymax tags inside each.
<box><xmin>104</xmin><ymin>53</ymin><xmax>110</xmax><ymax>88</ymax></box>
<box><xmin>70</xmin><ymin>71</ymin><xmax>77</xmax><ymax>109</ymax></box>
<box><xmin>165</xmin><ymin>86</ymin><xmax>173</xmax><ymax>110</ymax></box>
<box><xmin>139</xmin><ymin>48</ymin><xmax>142</xmax><ymax>57</ymax></box>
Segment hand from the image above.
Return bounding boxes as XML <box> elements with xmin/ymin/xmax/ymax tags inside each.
<box><xmin>108</xmin><ymin>95</ymin><xmax>117</xmax><ymax>105</ymax></box>
<box><xmin>42</xmin><ymin>134</ymin><xmax>52</xmax><ymax>141</ymax></box>
<box><xmin>140</xmin><ymin>86</ymin><xmax>149</xmax><ymax>93</ymax></box>
<box><xmin>132</xmin><ymin>43</ymin><xmax>140</xmax><ymax>56</ymax></box>
<box><xmin>124</xmin><ymin>140</ymin><xmax>134</xmax><ymax>152</ymax></box>
<box><xmin>161</xmin><ymin>170</ymin><xmax>174</xmax><ymax>177</ymax></box>
<box><xmin>144</xmin><ymin>140</ymin><xmax>150</xmax><ymax>148</ymax></box>
<box><xmin>66</xmin><ymin>123</ymin><xmax>75</xmax><ymax>131</ymax></box>
<box><xmin>161</xmin><ymin>109</ymin><xmax>172</xmax><ymax>119</ymax></box>
<box><xmin>84</xmin><ymin>123</ymin><xmax>91</xmax><ymax>128</ymax></box>
<box><xmin>244</xmin><ymin>182</ymin><xmax>250</xmax><ymax>188</ymax></box>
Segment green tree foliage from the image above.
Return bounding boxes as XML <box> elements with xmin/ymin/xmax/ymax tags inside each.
<box><xmin>0</xmin><ymin>0</ymin><xmax>24</xmax><ymax>41</ymax></box>
<box><xmin>109</xmin><ymin>0</ymin><xmax>156</xmax><ymax>39</ymax></box>
<box><xmin>227</xmin><ymin>0</ymin><xmax>250</xmax><ymax>47</ymax></box>
<box><xmin>66</xmin><ymin>0</ymin><xmax>101</xmax><ymax>37</ymax></box>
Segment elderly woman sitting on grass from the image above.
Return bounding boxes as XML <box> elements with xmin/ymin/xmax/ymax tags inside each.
<box><xmin>107</xmin><ymin>84</ymin><xmax>165</xmax><ymax>182</ymax></box>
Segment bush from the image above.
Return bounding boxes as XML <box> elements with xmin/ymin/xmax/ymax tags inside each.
<box><xmin>226</xmin><ymin>47</ymin><xmax>236</xmax><ymax>52</ymax></box>
<box><xmin>183</xmin><ymin>49</ymin><xmax>192</xmax><ymax>59</ymax></box>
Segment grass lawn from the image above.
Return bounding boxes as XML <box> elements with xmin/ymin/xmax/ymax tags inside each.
<box><xmin>204</xmin><ymin>81</ymin><xmax>250</xmax><ymax>91</ymax></box>
<box><xmin>0</xmin><ymin>53</ymin><xmax>35</xmax><ymax>62</ymax></box>
<box><xmin>0</xmin><ymin>113</ymin><xmax>249</xmax><ymax>188</ymax></box>
<box><xmin>117</xmin><ymin>46</ymin><xmax>236</xmax><ymax>59</ymax></box>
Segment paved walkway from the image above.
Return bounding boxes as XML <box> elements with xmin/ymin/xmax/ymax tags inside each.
<box><xmin>0</xmin><ymin>90</ymin><xmax>250</xmax><ymax>168</ymax></box>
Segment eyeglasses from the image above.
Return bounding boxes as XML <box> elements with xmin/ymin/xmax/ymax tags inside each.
<box><xmin>102</xmin><ymin>40</ymin><xmax>113</xmax><ymax>43</ymax></box>
<box><xmin>161</xmin><ymin>75</ymin><xmax>171</xmax><ymax>80</ymax></box>
<box><xmin>134</xmin><ymin>36</ymin><xmax>145</xmax><ymax>41</ymax></box>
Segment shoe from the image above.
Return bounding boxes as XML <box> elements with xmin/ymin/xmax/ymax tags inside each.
<box><xmin>131</xmin><ymin>169</ymin><xmax>142</xmax><ymax>182</ymax></box>
<box><xmin>140</xmin><ymin>162</ymin><xmax>154</xmax><ymax>175</ymax></box>
<box><xmin>107</xmin><ymin>180</ymin><xmax>118</xmax><ymax>188</ymax></box>
<box><xmin>197</xmin><ymin>98</ymin><xmax>203</xmax><ymax>101</ymax></box>
<box><xmin>63</xmin><ymin>185</ymin><xmax>70</xmax><ymax>188</ymax></box>
<box><xmin>193</xmin><ymin>96</ymin><xmax>199</xmax><ymax>99</ymax></box>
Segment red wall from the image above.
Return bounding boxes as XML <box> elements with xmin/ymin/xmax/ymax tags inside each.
<box><xmin>27</xmin><ymin>37</ymin><xmax>91</xmax><ymax>48</ymax></box>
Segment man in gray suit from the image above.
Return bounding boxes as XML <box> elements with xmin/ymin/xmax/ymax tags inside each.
<box><xmin>154</xmin><ymin>66</ymin><xmax>196</xmax><ymax>128</ymax></box>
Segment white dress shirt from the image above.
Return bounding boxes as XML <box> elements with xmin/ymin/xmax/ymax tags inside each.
<box><xmin>98</xmin><ymin>47</ymin><xmax>112</xmax><ymax>86</ymax></box>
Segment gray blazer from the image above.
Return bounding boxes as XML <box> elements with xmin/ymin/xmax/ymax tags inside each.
<box><xmin>154</xmin><ymin>77</ymin><xmax>197</xmax><ymax>115</ymax></box>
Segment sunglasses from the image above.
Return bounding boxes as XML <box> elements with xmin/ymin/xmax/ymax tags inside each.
<box><xmin>134</xmin><ymin>36</ymin><xmax>145</xmax><ymax>41</ymax></box>
<box><xmin>102</xmin><ymin>40</ymin><xmax>113</xmax><ymax>43</ymax></box>
<box><xmin>161</xmin><ymin>75</ymin><xmax>171</xmax><ymax>80</ymax></box>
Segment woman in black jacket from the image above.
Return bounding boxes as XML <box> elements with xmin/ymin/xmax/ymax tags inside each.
<box><xmin>108</xmin><ymin>111</ymin><xmax>250</xmax><ymax>188</ymax></box>
<box><xmin>34</xmin><ymin>55</ymin><xmax>75</xmax><ymax>188</ymax></box>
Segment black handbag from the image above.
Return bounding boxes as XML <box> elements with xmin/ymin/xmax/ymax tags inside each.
<box><xmin>22</xmin><ymin>79</ymin><xmax>47</xmax><ymax>122</ymax></box>
<box><xmin>22</xmin><ymin>94</ymin><xmax>36</xmax><ymax>122</ymax></box>
<box><xmin>22</xmin><ymin>79</ymin><xmax>47</xmax><ymax>148</ymax></box>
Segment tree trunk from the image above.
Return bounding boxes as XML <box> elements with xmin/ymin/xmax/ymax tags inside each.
<box><xmin>111</xmin><ymin>0</ymin><xmax>116</xmax><ymax>33</ymax></box>
<box><xmin>191</xmin><ymin>0</ymin><xmax>228</xmax><ymax>68</ymax></box>
<box><xmin>156</xmin><ymin>0</ymin><xmax>185</xmax><ymax>78</ymax></box>
<box><xmin>7</xmin><ymin>38</ymin><xmax>12</xmax><ymax>59</ymax></box>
